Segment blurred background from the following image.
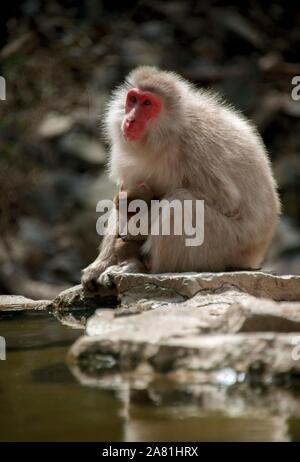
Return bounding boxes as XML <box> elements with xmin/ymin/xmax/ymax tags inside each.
<box><xmin>0</xmin><ymin>0</ymin><xmax>300</xmax><ymax>300</ymax></box>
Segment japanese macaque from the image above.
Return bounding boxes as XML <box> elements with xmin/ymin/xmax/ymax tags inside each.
<box><xmin>82</xmin><ymin>66</ymin><xmax>280</xmax><ymax>290</ymax></box>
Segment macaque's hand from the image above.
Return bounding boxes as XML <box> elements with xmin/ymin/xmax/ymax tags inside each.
<box><xmin>81</xmin><ymin>260</ymin><xmax>110</xmax><ymax>291</ymax></box>
<box><xmin>81</xmin><ymin>249</ymin><xmax>118</xmax><ymax>291</ymax></box>
<box><xmin>98</xmin><ymin>260</ymin><xmax>146</xmax><ymax>287</ymax></box>
<box><xmin>216</xmin><ymin>178</ymin><xmax>241</xmax><ymax>220</ymax></box>
<box><xmin>199</xmin><ymin>181</ymin><xmax>241</xmax><ymax>220</ymax></box>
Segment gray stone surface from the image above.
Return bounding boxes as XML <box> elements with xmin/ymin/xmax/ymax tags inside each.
<box><xmin>65</xmin><ymin>271</ymin><xmax>300</xmax><ymax>389</ymax></box>
<box><xmin>51</xmin><ymin>283</ymin><xmax>117</xmax><ymax>327</ymax></box>
<box><xmin>0</xmin><ymin>295</ymin><xmax>51</xmax><ymax>312</ymax></box>
<box><xmin>3</xmin><ymin>270</ymin><xmax>300</xmax><ymax>412</ymax></box>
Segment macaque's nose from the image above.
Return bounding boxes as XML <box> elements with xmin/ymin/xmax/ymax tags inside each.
<box><xmin>125</xmin><ymin>118</ymin><xmax>136</xmax><ymax>131</ymax></box>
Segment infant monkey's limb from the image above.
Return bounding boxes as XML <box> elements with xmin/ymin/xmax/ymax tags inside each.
<box><xmin>114</xmin><ymin>182</ymin><xmax>154</xmax><ymax>241</ymax></box>
<box><xmin>99</xmin><ymin>184</ymin><xmax>154</xmax><ymax>287</ymax></box>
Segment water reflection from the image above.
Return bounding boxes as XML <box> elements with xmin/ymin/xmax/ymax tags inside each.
<box><xmin>0</xmin><ymin>313</ymin><xmax>300</xmax><ymax>441</ymax></box>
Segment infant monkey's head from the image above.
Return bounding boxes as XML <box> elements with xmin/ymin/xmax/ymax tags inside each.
<box><xmin>114</xmin><ymin>182</ymin><xmax>154</xmax><ymax>211</ymax></box>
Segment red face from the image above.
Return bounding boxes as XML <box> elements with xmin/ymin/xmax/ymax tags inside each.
<box><xmin>123</xmin><ymin>88</ymin><xmax>162</xmax><ymax>141</ymax></box>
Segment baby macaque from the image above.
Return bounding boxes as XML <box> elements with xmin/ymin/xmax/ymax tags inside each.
<box><xmin>82</xmin><ymin>66</ymin><xmax>281</xmax><ymax>291</ymax></box>
<box><xmin>89</xmin><ymin>182</ymin><xmax>155</xmax><ymax>290</ymax></box>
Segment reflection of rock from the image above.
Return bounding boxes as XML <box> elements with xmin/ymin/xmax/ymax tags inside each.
<box><xmin>122</xmin><ymin>388</ymin><xmax>292</xmax><ymax>442</ymax></box>
<box><xmin>124</xmin><ymin>412</ymin><xmax>290</xmax><ymax>442</ymax></box>
<box><xmin>68</xmin><ymin>333</ymin><xmax>300</xmax><ymax>390</ymax></box>
<box><xmin>123</xmin><ymin>383</ymin><xmax>296</xmax><ymax>442</ymax></box>
<box><xmin>129</xmin><ymin>382</ymin><xmax>300</xmax><ymax>418</ymax></box>
<box><xmin>65</xmin><ymin>271</ymin><xmax>300</xmax><ymax>389</ymax></box>
<box><xmin>69</xmin><ymin>363</ymin><xmax>299</xmax><ymax>441</ymax></box>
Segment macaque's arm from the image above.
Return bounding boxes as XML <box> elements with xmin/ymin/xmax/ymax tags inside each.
<box><xmin>216</xmin><ymin>175</ymin><xmax>241</xmax><ymax>218</ymax></box>
<box><xmin>81</xmin><ymin>210</ymin><xmax>118</xmax><ymax>291</ymax></box>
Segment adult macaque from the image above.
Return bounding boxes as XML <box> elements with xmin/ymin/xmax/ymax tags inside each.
<box><xmin>82</xmin><ymin>66</ymin><xmax>280</xmax><ymax>290</ymax></box>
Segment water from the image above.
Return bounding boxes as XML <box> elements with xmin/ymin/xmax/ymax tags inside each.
<box><xmin>1</xmin><ymin>312</ymin><xmax>300</xmax><ymax>442</ymax></box>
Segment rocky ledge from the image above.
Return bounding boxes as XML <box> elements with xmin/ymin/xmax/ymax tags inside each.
<box><xmin>0</xmin><ymin>295</ymin><xmax>51</xmax><ymax>315</ymax></box>
<box><xmin>62</xmin><ymin>271</ymin><xmax>300</xmax><ymax>390</ymax></box>
<box><xmin>2</xmin><ymin>271</ymin><xmax>300</xmax><ymax>392</ymax></box>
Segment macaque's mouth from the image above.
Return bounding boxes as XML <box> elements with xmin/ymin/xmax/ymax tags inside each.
<box><xmin>123</xmin><ymin>123</ymin><xmax>143</xmax><ymax>141</ymax></box>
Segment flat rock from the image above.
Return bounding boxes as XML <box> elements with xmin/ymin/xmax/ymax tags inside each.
<box><xmin>52</xmin><ymin>284</ymin><xmax>117</xmax><ymax>311</ymax></box>
<box><xmin>0</xmin><ymin>295</ymin><xmax>51</xmax><ymax>312</ymax></box>
<box><xmin>113</xmin><ymin>271</ymin><xmax>300</xmax><ymax>301</ymax></box>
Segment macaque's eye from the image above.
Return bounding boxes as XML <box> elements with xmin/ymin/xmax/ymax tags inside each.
<box><xmin>129</xmin><ymin>95</ymin><xmax>137</xmax><ymax>104</ymax></box>
<box><xmin>143</xmin><ymin>99</ymin><xmax>152</xmax><ymax>106</ymax></box>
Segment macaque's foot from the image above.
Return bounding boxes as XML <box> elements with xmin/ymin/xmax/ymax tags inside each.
<box><xmin>97</xmin><ymin>266</ymin><xmax>117</xmax><ymax>288</ymax></box>
<box><xmin>97</xmin><ymin>265</ymin><xmax>125</xmax><ymax>288</ymax></box>
<box><xmin>81</xmin><ymin>260</ymin><xmax>112</xmax><ymax>292</ymax></box>
<box><xmin>98</xmin><ymin>261</ymin><xmax>145</xmax><ymax>287</ymax></box>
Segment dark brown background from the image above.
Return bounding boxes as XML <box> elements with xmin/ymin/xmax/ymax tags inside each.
<box><xmin>0</xmin><ymin>0</ymin><xmax>300</xmax><ymax>299</ymax></box>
